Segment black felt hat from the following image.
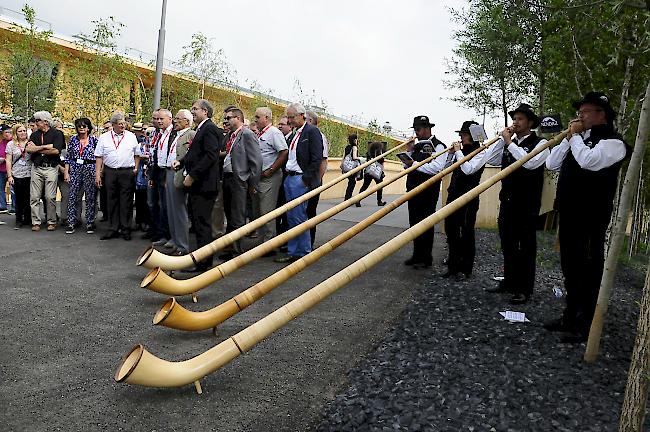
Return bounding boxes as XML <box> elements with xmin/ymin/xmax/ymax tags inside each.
<box><xmin>411</xmin><ymin>115</ymin><xmax>435</xmax><ymax>129</ymax></box>
<box><xmin>508</xmin><ymin>103</ymin><xmax>540</xmax><ymax>129</ymax></box>
<box><xmin>456</xmin><ymin>120</ymin><xmax>479</xmax><ymax>134</ymax></box>
<box><xmin>572</xmin><ymin>91</ymin><xmax>617</xmax><ymax>122</ymax></box>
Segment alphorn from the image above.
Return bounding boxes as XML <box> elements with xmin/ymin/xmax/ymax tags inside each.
<box><xmin>115</xmin><ymin>130</ymin><xmax>569</xmax><ymax>391</ymax></box>
<box><xmin>154</xmin><ymin>137</ymin><xmax>501</xmax><ymax>331</ymax></box>
<box><xmin>140</xmin><ymin>145</ymin><xmax>451</xmax><ymax>297</ymax></box>
<box><xmin>138</xmin><ymin>140</ymin><xmax>410</xmax><ymax>270</ymax></box>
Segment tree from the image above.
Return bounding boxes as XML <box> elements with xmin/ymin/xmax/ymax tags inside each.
<box><xmin>178</xmin><ymin>33</ymin><xmax>236</xmax><ymax>99</ymax></box>
<box><xmin>64</xmin><ymin>17</ymin><xmax>135</xmax><ymax>126</ymax></box>
<box><xmin>0</xmin><ymin>4</ymin><xmax>58</xmax><ymax>119</ymax></box>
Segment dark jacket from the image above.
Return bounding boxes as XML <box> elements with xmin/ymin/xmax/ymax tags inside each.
<box><xmin>295</xmin><ymin>122</ymin><xmax>323</xmax><ymax>189</ymax></box>
<box><xmin>181</xmin><ymin>119</ymin><xmax>224</xmax><ymax>195</ymax></box>
<box><xmin>499</xmin><ymin>133</ymin><xmax>545</xmax><ymax>215</ymax></box>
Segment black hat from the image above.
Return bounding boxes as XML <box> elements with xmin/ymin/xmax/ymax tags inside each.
<box><xmin>0</xmin><ymin>124</ymin><xmax>10</xmax><ymax>132</ymax></box>
<box><xmin>456</xmin><ymin>120</ymin><xmax>479</xmax><ymax>134</ymax></box>
<box><xmin>412</xmin><ymin>115</ymin><xmax>435</xmax><ymax>129</ymax></box>
<box><xmin>508</xmin><ymin>103</ymin><xmax>540</xmax><ymax>129</ymax></box>
<box><xmin>572</xmin><ymin>91</ymin><xmax>617</xmax><ymax>122</ymax></box>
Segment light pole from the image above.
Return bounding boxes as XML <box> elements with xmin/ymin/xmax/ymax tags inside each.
<box><xmin>152</xmin><ymin>0</ymin><xmax>167</xmax><ymax>111</ymax></box>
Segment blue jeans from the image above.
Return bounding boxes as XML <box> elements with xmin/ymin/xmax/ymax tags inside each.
<box><xmin>284</xmin><ymin>174</ymin><xmax>311</xmax><ymax>257</ymax></box>
<box><xmin>0</xmin><ymin>171</ymin><xmax>7</xmax><ymax>210</ymax></box>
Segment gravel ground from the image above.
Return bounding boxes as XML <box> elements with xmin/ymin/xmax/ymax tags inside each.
<box><xmin>316</xmin><ymin>230</ymin><xmax>648</xmax><ymax>432</ymax></box>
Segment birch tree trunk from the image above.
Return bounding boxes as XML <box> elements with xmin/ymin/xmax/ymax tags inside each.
<box><xmin>585</xmin><ymin>79</ymin><xmax>650</xmax><ymax>362</ymax></box>
<box><xmin>618</xmin><ymin>255</ymin><xmax>650</xmax><ymax>432</ymax></box>
<box><xmin>618</xmin><ymin>57</ymin><xmax>635</xmax><ymax>132</ymax></box>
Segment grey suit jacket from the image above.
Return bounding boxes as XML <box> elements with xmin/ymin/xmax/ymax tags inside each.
<box><xmin>173</xmin><ymin>128</ymin><xmax>196</xmax><ymax>188</ymax></box>
<box><xmin>230</xmin><ymin>127</ymin><xmax>262</xmax><ymax>190</ymax></box>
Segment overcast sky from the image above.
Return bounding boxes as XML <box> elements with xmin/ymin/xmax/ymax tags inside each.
<box><xmin>1</xmin><ymin>0</ymin><xmax>501</xmax><ymax>143</ymax></box>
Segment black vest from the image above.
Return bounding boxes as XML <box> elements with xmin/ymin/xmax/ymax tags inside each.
<box><xmin>499</xmin><ymin>133</ymin><xmax>545</xmax><ymax>214</ymax></box>
<box><xmin>556</xmin><ymin>124</ymin><xmax>628</xmax><ymax>225</ymax></box>
<box><xmin>406</xmin><ymin>136</ymin><xmax>445</xmax><ymax>190</ymax></box>
<box><xmin>447</xmin><ymin>142</ymin><xmax>484</xmax><ymax>206</ymax></box>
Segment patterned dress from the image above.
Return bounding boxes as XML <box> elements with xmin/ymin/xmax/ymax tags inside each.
<box><xmin>65</xmin><ymin>135</ymin><xmax>98</xmax><ymax>227</ymax></box>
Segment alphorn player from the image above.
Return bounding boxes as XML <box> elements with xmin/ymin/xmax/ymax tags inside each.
<box><xmin>482</xmin><ymin>104</ymin><xmax>549</xmax><ymax>304</ymax></box>
<box><xmin>544</xmin><ymin>92</ymin><xmax>628</xmax><ymax>343</ymax></box>
<box><xmin>441</xmin><ymin>121</ymin><xmax>485</xmax><ymax>280</ymax></box>
<box><xmin>401</xmin><ymin>115</ymin><xmax>447</xmax><ymax>269</ymax></box>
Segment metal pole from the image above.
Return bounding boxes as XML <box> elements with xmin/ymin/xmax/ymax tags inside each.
<box><xmin>152</xmin><ymin>0</ymin><xmax>167</xmax><ymax>111</ymax></box>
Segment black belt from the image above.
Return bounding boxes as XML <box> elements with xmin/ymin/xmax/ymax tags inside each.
<box><xmin>105</xmin><ymin>166</ymin><xmax>134</xmax><ymax>171</ymax></box>
<box><xmin>34</xmin><ymin>163</ymin><xmax>58</xmax><ymax>168</ymax></box>
<box><xmin>286</xmin><ymin>170</ymin><xmax>302</xmax><ymax>176</ymax></box>
<box><xmin>72</xmin><ymin>159</ymin><xmax>96</xmax><ymax>165</ymax></box>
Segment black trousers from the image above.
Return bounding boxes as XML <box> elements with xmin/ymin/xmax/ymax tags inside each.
<box><xmin>189</xmin><ymin>192</ymin><xmax>216</xmax><ymax>270</ymax></box>
<box><xmin>358</xmin><ymin>173</ymin><xmax>384</xmax><ymax>203</ymax></box>
<box><xmin>407</xmin><ymin>176</ymin><xmax>439</xmax><ymax>265</ymax></box>
<box><xmin>498</xmin><ymin>201</ymin><xmax>537</xmax><ymax>296</ymax></box>
<box><xmin>559</xmin><ymin>212</ymin><xmax>609</xmax><ymax>335</ymax></box>
<box><xmin>275</xmin><ymin>171</ymin><xmax>289</xmax><ymax>237</ymax></box>
<box><xmin>13</xmin><ymin>176</ymin><xmax>31</xmax><ymax>226</ymax></box>
<box><xmin>445</xmin><ymin>200</ymin><xmax>479</xmax><ymax>275</ymax></box>
<box><xmin>344</xmin><ymin>176</ymin><xmax>357</xmax><ymax>200</ymax></box>
<box><xmin>134</xmin><ymin>188</ymin><xmax>151</xmax><ymax>226</ymax></box>
<box><xmin>307</xmin><ymin>192</ymin><xmax>320</xmax><ymax>248</ymax></box>
<box><xmin>104</xmin><ymin>167</ymin><xmax>134</xmax><ymax>232</ymax></box>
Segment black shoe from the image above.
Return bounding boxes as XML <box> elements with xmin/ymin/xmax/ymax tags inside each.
<box><xmin>413</xmin><ymin>261</ymin><xmax>432</xmax><ymax>270</ymax></box>
<box><xmin>559</xmin><ymin>331</ymin><xmax>588</xmax><ymax>344</ymax></box>
<box><xmin>180</xmin><ymin>266</ymin><xmax>201</xmax><ymax>273</ymax></box>
<box><xmin>509</xmin><ymin>293</ymin><xmax>529</xmax><ymax>305</ymax></box>
<box><xmin>440</xmin><ymin>271</ymin><xmax>458</xmax><ymax>278</ymax></box>
<box><xmin>279</xmin><ymin>245</ymin><xmax>288</xmax><ymax>253</ymax></box>
<box><xmin>404</xmin><ymin>257</ymin><xmax>420</xmax><ymax>266</ymax></box>
<box><xmin>486</xmin><ymin>281</ymin><xmax>510</xmax><ymax>294</ymax></box>
<box><xmin>86</xmin><ymin>224</ymin><xmax>96</xmax><ymax>234</ymax></box>
<box><xmin>262</xmin><ymin>250</ymin><xmax>277</xmax><ymax>258</ymax></box>
<box><xmin>218</xmin><ymin>251</ymin><xmax>236</xmax><ymax>261</ymax></box>
<box><xmin>274</xmin><ymin>255</ymin><xmax>299</xmax><ymax>264</ymax></box>
<box><xmin>122</xmin><ymin>232</ymin><xmax>132</xmax><ymax>241</ymax></box>
<box><xmin>377</xmin><ymin>201</ymin><xmax>386</xmax><ymax>206</ymax></box>
<box><xmin>100</xmin><ymin>231</ymin><xmax>120</xmax><ymax>240</ymax></box>
<box><xmin>355</xmin><ymin>202</ymin><xmax>361</xmax><ymax>207</ymax></box>
<box><xmin>543</xmin><ymin>317</ymin><xmax>570</xmax><ymax>332</ymax></box>
<box><xmin>65</xmin><ymin>226</ymin><xmax>75</xmax><ymax>234</ymax></box>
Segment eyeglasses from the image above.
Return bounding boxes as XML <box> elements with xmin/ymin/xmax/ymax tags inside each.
<box><xmin>77</xmin><ymin>125</ymin><xmax>88</xmax><ymax>128</ymax></box>
<box><xmin>576</xmin><ymin>109</ymin><xmax>603</xmax><ymax>116</ymax></box>
<box><xmin>224</xmin><ymin>116</ymin><xmax>236</xmax><ymax>121</ymax></box>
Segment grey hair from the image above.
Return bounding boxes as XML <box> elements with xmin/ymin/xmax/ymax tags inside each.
<box><xmin>288</xmin><ymin>102</ymin><xmax>306</xmax><ymax>115</ymax></box>
<box><xmin>110</xmin><ymin>111</ymin><xmax>126</xmax><ymax>124</ymax></box>
<box><xmin>257</xmin><ymin>106</ymin><xmax>273</xmax><ymax>121</ymax></box>
<box><xmin>33</xmin><ymin>111</ymin><xmax>54</xmax><ymax>126</ymax></box>
<box><xmin>306</xmin><ymin>110</ymin><xmax>319</xmax><ymax>125</ymax></box>
<box><xmin>177</xmin><ymin>109</ymin><xmax>193</xmax><ymax>124</ymax></box>
<box><xmin>195</xmin><ymin>99</ymin><xmax>214</xmax><ymax>118</ymax></box>
<box><xmin>157</xmin><ymin>108</ymin><xmax>173</xmax><ymax>119</ymax></box>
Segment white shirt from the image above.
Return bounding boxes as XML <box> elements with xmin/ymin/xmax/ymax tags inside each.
<box><xmin>480</xmin><ymin>135</ymin><xmax>549</xmax><ymax>170</ymax></box>
<box><xmin>321</xmin><ymin>132</ymin><xmax>329</xmax><ymax>158</ymax></box>
<box><xmin>285</xmin><ymin>124</ymin><xmax>305</xmax><ymax>173</ymax></box>
<box><xmin>450</xmin><ymin>146</ymin><xmax>489</xmax><ymax>175</ymax></box>
<box><xmin>169</xmin><ymin>127</ymin><xmax>190</xmax><ymax>162</ymax></box>
<box><xmin>195</xmin><ymin>118</ymin><xmax>208</xmax><ymax>132</ymax></box>
<box><xmin>94</xmin><ymin>130</ymin><xmax>141</xmax><ymax>168</ymax></box>
<box><xmin>258</xmin><ymin>125</ymin><xmax>288</xmax><ymax>170</ymax></box>
<box><xmin>407</xmin><ymin>139</ymin><xmax>447</xmax><ymax>175</ymax></box>
<box><xmin>155</xmin><ymin>125</ymin><xmax>174</xmax><ymax>168</ymax></box>
<box><xmin>546</xmin><ymin>129</ymin><xmax>627</xmax><ymax>172</ymax></box>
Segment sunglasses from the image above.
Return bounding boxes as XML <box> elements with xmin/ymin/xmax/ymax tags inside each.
<box><xmin>224</xmin><ymin>116</ymin><xmax>237</xmax><ymax>121</ymax></box>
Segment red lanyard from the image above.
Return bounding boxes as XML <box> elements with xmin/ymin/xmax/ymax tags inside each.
<box><xmin>226</xmin><ymin>127</ymin><xmax>243</xmax><ymax>154</ymax></box>
<box><xmin>78</xmin><ymin>136</ymin><xmax>88</xmax><ymax>158</ymax></box>
<box><xmin>18</xmin><ymin>141</ymin><xmax>27</xmax><ymax>159</ymax></box>
<box><xmin>290</xmin><ymin>130</ymin><xmax>302</xmax><ymax>151</ymax></box>
<box><xmin>111</xmin><ymin>131</ymin><xmax>125</xmax><ymax>150</ymax></box>
<box><xmin>257</xmin><ymin>124</ymin><xmax>271</xmax><ymax>138</ymax></box>
<box><xmin>158</xmin><ymin>128</ymin><xmax>172</xmax><ymax>151</ymax></box>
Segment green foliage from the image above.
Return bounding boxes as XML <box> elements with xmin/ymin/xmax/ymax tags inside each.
<box><xmin>138</xmin><ymin>73</ymin><xmax>197</xmax><ymax>120</ymax></box>
<box><xmin>65</xmin><ymin>17</ymin><xmax>136</xmax><ymax>126</ymax></box>
<box><xmin>0</xmin><ymin>4</ymin><xmax>57</xmax><ymax>119</ymax></box>
<box><xmin>178</xmin><ymin>32</ymin><xmax>236</xmax><ymax>99</ymax></box>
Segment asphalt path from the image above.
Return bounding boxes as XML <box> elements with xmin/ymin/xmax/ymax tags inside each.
<box><xmin>0</xmin><ymin>195</ymin><xmax>444</xmax><ymax>432</ymax></box>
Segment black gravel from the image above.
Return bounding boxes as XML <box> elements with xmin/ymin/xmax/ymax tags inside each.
<box><xmin>316</xmin><ymin>230</ymin><xmax>648</xmax><ymax>432</ymax></box>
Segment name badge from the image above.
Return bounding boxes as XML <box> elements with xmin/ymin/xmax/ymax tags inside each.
<box><xmin>17</xmin><ymin>159</ymin><xmax>26</xmax><ymax>166</ymax></box>
<box><xmin>76</xmin><ymin>158</ymin><xmax>85</xmax><ymax>164</ymax></box>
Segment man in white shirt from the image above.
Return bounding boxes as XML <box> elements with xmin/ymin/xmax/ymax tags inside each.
<box><xmin>94</xmin><ymin>111</ymin><xmax>141</xmax><ymax>240</ymax></box>
<box><xmin>253</xmin><ymin>107</ymin><xmax>288</xmax><ymax>247</ymax></box>
<box><xmin>305</xmin><ymin>110</ymin><xmax>329</xmax><ymax>248</ymax></box>
<box><xmin>148</xmin><ymin>109</ymin><xmax>174</xmax><ymax>246</ymax></box>
<box><xmin>480</xmin><ymin>104</ymin><xmax>548</xmax><ymax>305</ymax></box>
<box><xmin>544</xmin><ymin>92</ymin><xmax>628</xmax><ymax>343</ymax></box>
<box><xmin>401</xmin><ymin>115</ymin><xmax>448</xmax><ymax>269</ymax></box>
